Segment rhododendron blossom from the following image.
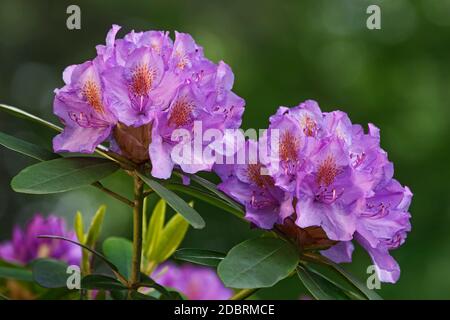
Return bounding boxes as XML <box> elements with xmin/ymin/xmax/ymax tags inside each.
<box><xmin>153</xmin><ymin>263</ymin><xmax>232</xmax><ymax>300</ymax></box>
<box><xmin>0</xmin><ymin>214</ymin><xmax>80</xmax><ymax>265</ymax></box>
<box><xmin>53</xmin><ymin>25</ymin><xmax>245</xmax><ymax>179</ymax></box>
<box><xmin>216</xmin><ymin>100</ymin><xmax>412</xmax><ymax>283</ymax></box>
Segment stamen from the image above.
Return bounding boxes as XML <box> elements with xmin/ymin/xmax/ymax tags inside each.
<box><xmin>246</xmin><ymin>163</ymin><xmax>274</xmax><ymax>188</ymax></box>
<box><xmin>168</xmin><ymin>96</ymin><xmax>194</xmax><ymax>127</ymax></box>
<box><xmin>279</xmin><ymin>131</ymin><xmax>299</xmax><ymax>162</ymax></box>
<box><xmin>131</xmin><ymin>63</ymin><xmax>154</xmax><ymax>96</ymax></box>
<box><xmin>301</xmin><ymin>115</ymin><xmax>317</xmax><ymax>137</ymax></box>
<box><xmin>316</xmin><ymin>155</ymin><xmax>340</xmax><ymax>186</ymax></box>
<box><xmin>176</xmin><ymin>50</ymin><xmax>188</xmax><ymax>69</ymax></box>
<box><xmin>82</xmin><ymin>80</ymin><xmax>104</xmax><ymax>114</ymax></box>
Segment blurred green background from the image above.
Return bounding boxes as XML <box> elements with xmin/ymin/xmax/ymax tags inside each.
<box><xmin>0</xmin><ymin>0</ymin><xmax>449</xmax><ymax>299</ymax></box>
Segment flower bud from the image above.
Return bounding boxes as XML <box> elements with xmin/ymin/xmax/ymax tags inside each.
<box><xmin>113</xmin><ymin>122</ymin><xmax>152</xmax><ymax>163</ymax></box>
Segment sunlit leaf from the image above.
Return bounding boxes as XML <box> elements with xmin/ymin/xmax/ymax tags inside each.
<box><xmin>153</xmin><ymin>212</ymin><xmax>190</xmax><ymax>263</ymax></box>
<box><xmin>74</xmin><ymin>211</ymin><xmax>85</xmax><ymax>244</ymax></box>
<box><xmin>144</xmin><ymin>198</ymin><xmax>166</xmax><ymax>260</ymax></box>
<box><xmin>85</xmin><ymin>205</ymin><xmax>106</xmax><ymax>248</ymax></box>
<box><xmin>137</xmin><ymin>172</ymin><xmax>205</xmax><ymax>229</ymax></box>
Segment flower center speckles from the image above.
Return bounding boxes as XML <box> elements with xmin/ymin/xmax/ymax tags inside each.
<box><xmin>82</xmin><ymin>80</ymin><xmax>104</xmax><ymax>114</ymax></box>
<box><xmin>279</xmin><ymin>131</ymin><xmax>299</xmax><ymax>163</ymax></box>
<box><xmin>316</xmin><ymin>155</ymin><xmax>340</xmax><ymax>186</ymax></box>
<box><xmin>176</xmin><ymin>50</ymin><xmax>189</xmax><ymax>70</ymax></box>
<box><xmin>246</xmin><ymin>163</ymin><xmax>274</xmax><ymax>188</ymax></box>
<box><xmin>131</xmin><ymin>63</ymin><xmax>154</xmax><ymax>97</ymax></box>
<box><xmin>301</xmin><ymin>115</ymin><xmax>317</xmax><ymax>137</ymax></box>
<box><xmin>168</xmin><ymin>96</ymin><xmax>194</xmax><ymax>127</ymax></box>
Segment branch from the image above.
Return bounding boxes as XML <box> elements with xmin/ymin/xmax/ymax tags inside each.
<box><xmin>92</xmin><ymin>182</ymin><xmax>134</xmax><ymax>207</ymax></box>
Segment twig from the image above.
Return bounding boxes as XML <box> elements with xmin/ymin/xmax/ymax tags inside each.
<box><xmin>92</xmin><ymin>182</ymin><xmax>134</xmax><ymax>208</ymax></box>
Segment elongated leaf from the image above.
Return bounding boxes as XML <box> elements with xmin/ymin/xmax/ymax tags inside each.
<box><xmin>139</xmin><ymin>273</ymin><xmax>171</xmax><ymax>297</ymax></box>
<box><xmin>165</xmin><ymin>183</ymin><xmax>243</xmax><ymax>219</ymax></box>
<box><xmin>130</xmin><ymin>291</ymin><xmax>157</xmax><ymax>300</ymax></box>
<box><xmin>0</xmin><ymin>266</ymin><xmax>33</xmax><ymax>282</ymax></box>
<box><xmin>0</xmin><ymin>292</ymin><xmax>9</xmax><ymax>300</ymax></box>
<box><xmin>297</xmin><ymin>265</ymin><xmax>352</xmax><ymax>300</ymax></box>
<box><xmin>137</xmin><ymin>172</ymin><xmax>205</xmax><ymax>229</ymax></box>
<box><xmin>189</xmin><ymin>173</ymin><xmax>243</xmax><ymax>212</ymax></box>
<box><xmin>153</xmin><ymin>213</ymin><xmax>189</xmax><ymax>263</ymax></box>
<box><xmin>301</xmin><ymin>252</ymin><xmax>382</xmax><ymax>300</ymax></box>
<box><xmin>85</xmin><ymin>205</ymin><xmax>106</xmax><ymax>247</ymax></box>
<box><xmin>102</xmin><ymin>237</ymin><xmax>133</xmax><ymax>280</ymax></box>
<box><xmin>218</xmin><ymin>237</ymin><xmax>299</xmax><ymax>288</ymax></box>
<box><xmin>74</xmin><ymin>211</ymin><xmax>85</xmax><ymax>243</ymax></box>
<box><xmin>173</xmin><ymin>248</ymin><xmax>225</xmax><ymax>267</ymax></box>
<box><xmin>81</xmin><ymin>274</ymin><xmax>127</xmax><ymax>290</ymax></box>
<box><xmin>32</xmin><ymin>259</ymin><xmax>69</xmax><ymax>288</ymax></box>
<box><xmin>36</xmin><ymin>235</ymin><xmax>125</xmax><ymax>282</ymax></box>
<box><xmin>0</xmin><ymin>131</ymin><xmax>59</xmax><ymax>161</ymax></box>
<box><xmin>0</xmin><ymin>104</ymin><xmax>62</xmax><ymax>132</ymax></box>
<box><xmin>145</xmin><ymin>199</ymin><xmax>166</xmax><ymax>259</ymax></box>
<box><xmin>11</xmin><ymin>157</ymin><xmax>119</xmax><ymax>194</ymax></box>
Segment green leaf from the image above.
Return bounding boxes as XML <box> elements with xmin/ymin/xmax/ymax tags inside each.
<box><xmin>297</xmin><ymin>265</ymin><xmax>353</xmax><ymax>300</ymax></box>
<box><xmin>218</xmin><ymin>237</ymin><xmax>299</xmax><ymax>289</ymax></box>
<box><xmin>137</xmin><ymin>172</ymin><xmax>205</xmax><ymax>229</ymax></box>
<box><xmin>165</xmin><ymin>183</ymin><xmax>244</xmax><ymax>219</ymax></box>
<box><xmin>81</xmin><ymin>274</ymin><xmax>127</xmax><ymax>290</ymax></box>
<box><xmin>74</xmin><ymin>211</ymin><xmax>85</xmax><ymax>244</ymax></box>
<box><xmin>173</xmin><ymin>248</ymin><xmax>225</xmax><ymax>267</ymax></box>
<box><xmin>153</xmin><ymin>213</ymin><xmax>190</xmax><ymax>263</ymax></box>
<box><xmin>0</xmin><ymin>131</ymin><xmax>59</xmax><ymax>161</ymax></box>
<box><xmin>11</xmin><ymin>157</ymin><xmax>119</xmax><ymax>194</ymax></box>
<box><xmin>36</xmin><ymin>235</ymin><xmax>126</xmax><ymax>283</ymax></box>
<box><xmin>102</xmin><ymin>237</ymin><xmax>133</xmax><ymax>280</ymax></box>
<box><xmin>138</xmin><ymin>273</ymin><xmax>171</xmax><ymax>297</ymax></box>
<box><xmin>32</xmin><ymin>259</ymin><xmax>69</xmax><ymax>289</ymax></box>
<box><xmin>302</xmin><ymin>253</ymin><xmax>382</xmax><ymax>300</ymax></box>
<box><xmin>110</xmin><ymin>289</ymin><xmax>128</xmax><ymax>300</ymax></box>
<box><xmin>0</xmin><ymin>104</ymin><xmax>62</xmax><ymax>133</ymax></box>
<box><xmin>85</xmin><ymin>205</ymin><xmax>106</xmax><ymax>248</ymax></box>
<box><xmin>0</xmin><ymin>266</ymin><xmax>33</xmax><ymax>282</ymax></box>
<box><xmin>144</xmin><ymin>199</ymin><xmax>166</xmax><ymax>259</ymax></box>
<box><xmin>189</xmin><ymin>173</ymin><xmax>244</xmax><ymax>212</ymax></box>
<box><xmin>130</xmin><ymin>291</ymin><xmax>157</xmax><ymax>300</ymax></box>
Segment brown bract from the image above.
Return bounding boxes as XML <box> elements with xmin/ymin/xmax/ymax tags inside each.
<box><xmin>113</xmin><ymin>122</ymin><xmax>152</xmax><ymax>163</ymax></box>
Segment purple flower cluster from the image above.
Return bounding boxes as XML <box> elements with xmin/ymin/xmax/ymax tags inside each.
<box><xmin>215</xmin><ymin>100</ymin><xmax>412</xmax><ymax>283</ymax></box>
<box><xmin>153</xmin><ymin>262</ymin><xmax>232</xmax><ymax>300</ymax></box>
<box><xmin>0</xmin><ymin>214</ymin><xmax>81</xmax><ymax>265</ymax></box>
<box><xmin>53</xmin><ymin>25</ymin><xmax>245</xmax><ymax>178</ymax></box>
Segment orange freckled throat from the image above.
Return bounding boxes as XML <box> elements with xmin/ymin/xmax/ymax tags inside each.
<box><xmin>168</xmin><ymin>97</ymin><xmax>194</xmax><ymax>127</ymax></box>
<box><xmin>280</xmin><ymin>131</ymin><xmax>300</xmax><ymax>162</ymax></box>
<box><xmin>302</xmin><ymin>116</ymin><xmax>317</xmax><ymax>137</ymax></box>
<box><xmin>131</xmin><ymin>63</ymin><xmax>154</xmax><ymax>96</ymax></box>
<box><xmin>316</xmin><ymin>156</ymin><xmax>340</xmax><ymax>186</ymax></box>
<box><xmin>246</xmin><ymin>163</ymin><xmax>274</xmax><ymax>188</ymax></box>
<box><xmin>83</xmin><ymin>80</ymin><xmax>104</xmax><ymax>114</ymax></box>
